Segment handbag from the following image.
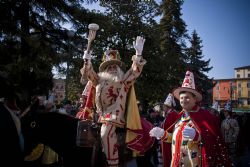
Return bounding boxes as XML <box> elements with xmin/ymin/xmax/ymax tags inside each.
<box><xmin>76</xmin><ymin>119</ymin><xmax>99</xmax><ymax>147</ymax></box>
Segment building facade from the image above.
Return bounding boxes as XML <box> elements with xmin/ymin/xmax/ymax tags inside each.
<box><xmin>213</xmin><ymin>79</ymin><xmax>237</xmax><ymax>108</ymax></box>
<box><xmin>52</xmin><ymin>78</ymin><xmax>65</xmax><ymax>104</ymax></box>
<box><xmin>236</xmin><ymin>79</ymin><xmax>250</xmax><ymax>108</ymax></box>
<box><xmin>213</xmin><ymin>65</ymin><xmax>250</xmax><ymax>109</ymax></box>
<box><xmin>235</xmin><ymin>65</ymin><xmax>250</xmax><ymax>78</ymax></box>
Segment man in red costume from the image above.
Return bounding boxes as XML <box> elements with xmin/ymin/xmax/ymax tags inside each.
<box><xmin>81</xmin><ymin>27</ymin><xmax>150</xmax><ymax>166</ymax></box>
<box><xmin>150</xmin><ymin>71</ymin><xmax>231</xmax><ymax>167</ymax></box>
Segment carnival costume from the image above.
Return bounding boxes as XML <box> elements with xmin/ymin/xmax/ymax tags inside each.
<box><xmin>81</xmin><ymin>36</ymin><xmax>154</xmax><ymax>166</ymax></box>
<box><xmin>150</xmin><ymin>71</ymin><xmax>231</xmax><ymax>167</ymax></box>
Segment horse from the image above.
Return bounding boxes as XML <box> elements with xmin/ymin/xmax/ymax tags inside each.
<box><xmin>21</xmin><ymin>106</ymin><xmax>105</xmax><ymax>167</ymax></box>
<box><xmin>21</xmin><ymin>99</ymin><xmax>156</xmax><ymax>167</ymax></box>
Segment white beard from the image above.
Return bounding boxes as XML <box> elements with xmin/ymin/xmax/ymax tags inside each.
<box><xmin>98</xmin><ymin>67</ymin><xmax>124</xmax><ymax>82</ymax></box>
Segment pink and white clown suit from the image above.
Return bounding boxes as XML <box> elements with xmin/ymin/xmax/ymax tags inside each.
<box><xmin>81</xmin><ymin>37</ymin><xmax>146</xmax><ymax>166</ymax></box>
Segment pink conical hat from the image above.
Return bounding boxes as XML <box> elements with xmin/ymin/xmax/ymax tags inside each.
<box><xmin>173</xmin><ymin>71</ymin><xmax>202</xmax><ymax>102</ymax></box>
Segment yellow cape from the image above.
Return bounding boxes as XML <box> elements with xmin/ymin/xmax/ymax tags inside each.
<box><xmin>125</xmin><ymin>85</ymin><xmax>142</xmax><ymax>156</ymax></box>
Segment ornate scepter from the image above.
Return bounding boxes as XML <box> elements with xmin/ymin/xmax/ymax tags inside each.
<box><xmin>86</xmin><ymin>23</ymin><xmax>99</xmax><ymax>54</ymax></box>
<box><xmin>78</xmin><ymin>23</ymin><xmax>99</xmax><ymax>120</ymax></box>
<box><xmin>77</xmin><ymin>23</ymin><xmax>100</xmax><ymax>150</ymax></box>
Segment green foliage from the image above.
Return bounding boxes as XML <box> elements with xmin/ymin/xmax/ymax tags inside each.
<box><xmin>185</xmin><ymin>30</ymin><xmax>213</xmax><ymax>106</ymax></box>
<box><xmin>0</xmin><ymin>0</ymin><xmax>95</xmax><ymax>103</ymax></box>
<box><xmin>96</xmin><ymin>0</ymin><xmax>162</xmax><ymax>104</ymax></box>
<box><xmin>157</xmin><ymin>0</ymin><xmax>188</xmax><ymax>102</ymax></box>
<box><xmin>0</xmin><ymin>0</ymin><xmax>213</xmax><ymax>108</ymax></box>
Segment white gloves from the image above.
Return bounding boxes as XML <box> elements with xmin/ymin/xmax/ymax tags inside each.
<box><xmin>182</xmin><ymin>126</ymin><xmax>196</xmax><ymax>140</ymax></box>
<box><xmin>83</xmin><ymin>50</ymin><xmax>92</xmax><ymax>60</ymax></box>
<box><xmin>133</xmin><ymin>36</ymin><xmax>145</xmax><ymax>56</ymax></box>
<box><xmin>150</xmin><ymin>126</ymin><xmax>196</xmax><ymax>141</ymax></box>
<box><xmin>149</xmin><ymin>127</ymin><xmax>165</xmax><ymax>140</ymax></box>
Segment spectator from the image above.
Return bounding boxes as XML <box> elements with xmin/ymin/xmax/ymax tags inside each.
<box><xmin>221</xmin><ymin>100</ymin><xmax>240</xmax><ymax>165</ymax></box>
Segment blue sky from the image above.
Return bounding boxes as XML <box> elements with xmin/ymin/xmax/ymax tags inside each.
<box><xmin>85</xmin><ymin>0</ymin><xmax>250</xmax><ymax>79</ymax></box>
<box><xmin>182</xmin><ymin>0</ymin><xmax>250</xmax><ymax>79</ymax></box>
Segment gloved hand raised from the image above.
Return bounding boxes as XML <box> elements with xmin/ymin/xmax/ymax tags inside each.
<box><xmin>182</xmin><ymin>126</ymin><xmax>196</xmax><ymax>140</ymax></box>
<box><xmin>149</xmin><ymin>127</ymin><xmax>165</xmax><ymax>140</ymax></box>
<box><xmin>133</xmin><ymin>36</ymin><xmax>145</xmax><ymax>56</ymax></box>
<box><xmin>83</xmin><ymin>50</ymin><xmax>92</xmax><ymax>60</ymax></box>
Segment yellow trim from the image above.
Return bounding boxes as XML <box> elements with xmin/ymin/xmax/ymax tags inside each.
<box><xmin>24</xmin><ymin>143</ymin><xmax>44</xmax><ymax>161</ymax></box>
<box><xmin>162</xmin><ymin>132</ymin><xmax>172</xmax><ymax>143</ymax></box>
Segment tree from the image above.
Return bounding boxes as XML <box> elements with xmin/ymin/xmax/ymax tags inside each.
<box><xmin>186</xmin><ymin>30</ymin><xmax>213</xmax><ymax>106</ymax></box>
<box><xmin>96</xmin><ymin>0</ymin><xmax>162</xmax><ymax>105</ymax></box>
<box><xmin>158</xmin><ymin>0</ymin><xmax>188</xmax><ymax>101</ymax></box>
<box><xmin>0</xmin><ymin>0</ymin><xmax>97</xmax><ymax>104</ymax></box>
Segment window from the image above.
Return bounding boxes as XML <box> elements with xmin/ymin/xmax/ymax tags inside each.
<box><xmin>248</xmin><ymin>73</ymin><xmax>250</xmax><ymax>78</ymax></box>
<box><xmin>237</xmin><ymin>74</ymin><xmax>240</xmax><ymax>78</ymax></box>
<box><xmin>238</xmin><ymin>82</ymin><xmax>241</xmax><ymax>87</ymax></box>
<box><xmin>248</xmin><ymin>83</ymin><xmax>250</xmax><ymax>88</ymax></box>
<box><xmin>248</xmin><ymin>98</ymin><xmax>250</xmax><ymax>105</ymax></box>
<box><xmin>249</xmin><ymin>91</ymin><xmax>250</xmax><ymax>98</ymax></box>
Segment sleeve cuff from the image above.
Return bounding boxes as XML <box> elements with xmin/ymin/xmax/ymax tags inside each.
<box><xmin>132</xmin><ymin>55</ymin><xmax>146</xmax><ymax>65</ymax></box>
